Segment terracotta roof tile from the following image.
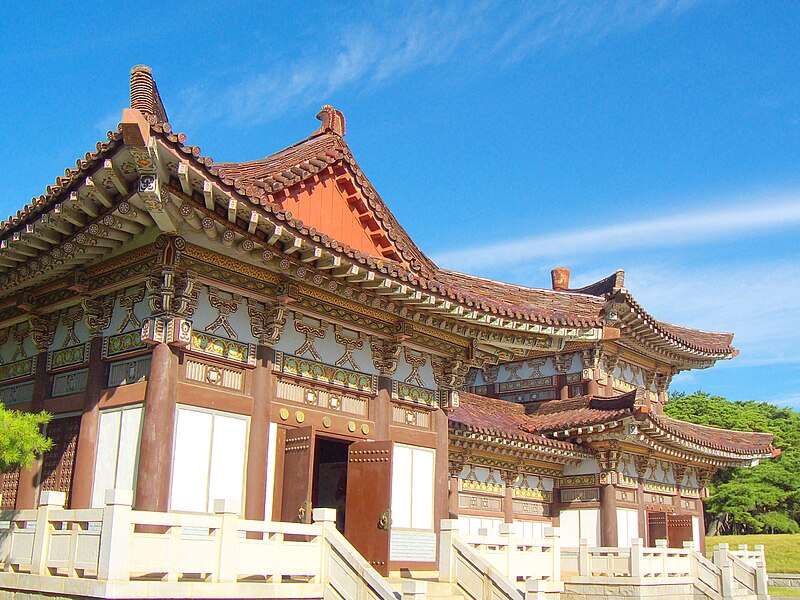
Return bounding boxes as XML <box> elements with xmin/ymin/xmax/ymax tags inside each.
<box><xmin>648</xmin><ymin>413</ymin><xmax>775</xmax><ymax>456</ymax></box>
<box><xmin>520</xmin><ymin>392</ymin><xmax>636</xmax><ymax>433</ymax></box>
<box><xmin>448</xmin><ymin>391</ymin><xmax>577</xmax><ymax>450</ymax></box>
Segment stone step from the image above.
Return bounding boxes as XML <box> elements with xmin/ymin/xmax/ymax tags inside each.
<box><xmin>386</xmin><ymin>577</ymin><xmax>465</xmax><ymax>599</ymax></box>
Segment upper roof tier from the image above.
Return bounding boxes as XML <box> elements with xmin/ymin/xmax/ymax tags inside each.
<box><xmin>0</xmin><ymin>66</ymin><xmax>736</xmax><ymax>369</ymax></box>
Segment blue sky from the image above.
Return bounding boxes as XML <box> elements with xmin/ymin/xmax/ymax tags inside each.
<box><xmin>1</xmin><ymin>1</ymin><xmax>798</xmax><ymax>406</ymax></box>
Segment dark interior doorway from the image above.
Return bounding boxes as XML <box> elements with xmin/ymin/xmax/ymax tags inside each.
<box><xmin>312</xmin><ymin>438</ymin><xmax>350</xmax><ymax>532</ymax></box>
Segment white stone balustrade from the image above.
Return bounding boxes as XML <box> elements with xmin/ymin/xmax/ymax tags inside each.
<box><xmin>0</xmin><ymin>492</ymin><xmax>396</xmax><ymax>600</ymax></box>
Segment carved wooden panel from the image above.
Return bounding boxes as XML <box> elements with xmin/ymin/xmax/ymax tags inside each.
<box><xmin>560</xmin><ymin>487</ymin><xmax>600</xmax><ymax>503</ymax></box>
<box><xmin>0</xmin><ymin>381</ymin><xmax>34</xmax><ymax>405</ymax></box>
<box><xmin>185</xmin><ymin>358</ymin><xmax>244</xmax><ymax>391</ymax></box>
<box><xmin>108</xmin><ymin>356</ymin><xmax>150</xmax><ymax>387</ymax></box>
<box><xmin>39</xmin><ymin>415</ymin><xmax>81</xmax><ymax>503</ymax></box>
<box><xmin>276</xmin><ymin>379</ymin><xmax>368</xmax><ymax>416</ymax></box>
<box><xmin>0</xmin><ymin>469</ymin><xmax>20</xmax><ymax>509</ymax></box>
<box><xmin>458</xmin><ymin>493</ymin><xmax>503</xmax><ymax>512</ymax></box>
<box><xmin>51</xmin><ymin>369</ymin><xmax>88</xmax><ymax>397</ymax></box>
<box><xmin>512</xmin><ymin>499</ymin><xmax>550</xmax><ymax>517</ymax></box>
<box><xmin>391</xmin><ymin>403</ymin><xmax>431</xmax><ymax>429</ymax></box>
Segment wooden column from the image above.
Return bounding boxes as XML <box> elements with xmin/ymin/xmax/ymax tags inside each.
<box><xmin>448</xmin><ymin>473</ymin><xmax>460</xmax><ymax>518</ymax></box>
<box><xmin>70</xmin><ymin>336</ymin><xmax>106</xmax><ymax>508</ymax></box>
<box><xmin>374</xmin><ymin>376</ymin><xmax>393</xmax><ymax>441</ymax></box>
<box><xmin>503</xmin><ymin>483</ymin><xmax>515</xmax><ymax>523</ymax></box>
<box><xmin>433</xmin><ymin>408</ymin><xmax>449</xmax><ymax>542</ymax></box>
<box><xmin>15</xmin><ymin>351</ymin><xmax>50</xmax><ymax>509</ymax></box>
<box><xmin>244</xmin><ymin>345</ymin><xmax>274</xmax><ymax>522</ymax></box>
<box><xmin>599</xmin><ymin>484</ymin><xmax>618</xmax><ymax>547</ymax></box>
<box><xmin>558</xmin><ymin>374</ymin><xmax>570</xmax><ymax>400</ymax></box>
<box><xmin>586</xmin><ymin>376</ymin><xmax>599</xmax><ymax>396</ymax></box>
<box><xmin>134</xmin><ymin>342</ymin><xmax>179</xmax><ymax>512</ymax></box>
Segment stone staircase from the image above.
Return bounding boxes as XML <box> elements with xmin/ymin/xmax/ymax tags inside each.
<box><xmin>388</xmin><ymin>573</ymin><xmax>465</xmax><ymax>600</ymax></box>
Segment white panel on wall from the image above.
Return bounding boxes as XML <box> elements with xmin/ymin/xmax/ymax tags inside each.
<box><xmin>391</xmin><ymin>444</ymin><xmax>435</xmax><ymax>531</ymax></box>
<box><xmin>458</xmin><ymin>516</ymin><xmax>503</xmax><ymax>536</ymax></box>
<box><xmin>560</xmin><ymin>510</ymin><xmax>581</xmax><ymax>547</ymax></box>
<box><xmin>265</xmin><ymin>422</ymin><xmax>278</xmax><ymax>520</ymax></box>
<box><xmin>207</xmin><ymin>414</ymin><xmax>248</xmax><ymax>512</ymax></box>
<box><xmin>580</xmin><ymin>509</ymin><xmax>600</xmax><ymax>547</ymax></box>
<box><xmin>616</xmin><ymin>508</ymin><xmax>639</xmax><ymax>548</ymax></box>
<box><xmin>692</xmin><ymin>516</ymin><xmax>701</xmax><ymax>551</ymax></box>
<box><xmin>411</xmin><ymin>447</ymin><xmax>434</xmax><ymax>530</ymax></box>
<box><xmin>392</xmin><ymin>445</ymin><xmax>413</xmax><ymax>529</ymax></box>
<box><xmin>171</xmin><ymin>409</ymin><xmax>213</xmax><ymax>512</ymax></box>
<box><xmin>92</xmin><ymin>405</ymin><xmax>143</xmax><ymax>508</ymax></box>
<box><xmin>563</xmin><ymin>459</ymin><xmax>600</xmax><ymax>476</ymax></box>
<box><xmin>512</xmin><ymin>520</ymin><xmax>545</xmax><ymax>540</ymax></box>
<box><xmin>170</xmin><ymin>406</ymin><xmax>249</xmax><ymax>514</ymax></box>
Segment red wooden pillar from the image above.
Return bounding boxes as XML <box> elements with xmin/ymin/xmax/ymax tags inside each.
<box><xmin>134</xmin><ymin>342</ymin><xmax>179</xmax><ymax>512</ymax></box>
<box><xmin>70</xmin><ymin>336</ymin><xmax>106</xmax><ymax>508</ymax></box>
<box><xmin>599</xmin><ymin>483</ymin><xmax>618</xmax><ymax>547</ymax></box>
<box><xmin>375</xmin><ymin>376</ymin><xmax>393</xmax><ymax>441</ymax></box>
<box><xmin>433</xmin><ymin>408</ymin><xmax>450</xmax><ymax>542</ymax></box>
<box><xmin>244</xmin><ymin>345</ymin><xmax>275</xmax><ymax>522</ymax></box>
<box><xmin>15</xmin><ymin>351</ymin><xmax>50</xmax><ymax>509</ymax></box>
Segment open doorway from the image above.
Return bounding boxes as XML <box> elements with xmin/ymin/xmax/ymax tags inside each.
<box><xmin>312</xmin><ymin>438</ymin><xmax>350</xmax><ymax>532</ymax></box>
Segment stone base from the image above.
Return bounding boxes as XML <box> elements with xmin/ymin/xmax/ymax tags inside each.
<box><xmin>562</xmin><ymin>577</ymin><xmax>716</xmax><ymax>600</ymax></box>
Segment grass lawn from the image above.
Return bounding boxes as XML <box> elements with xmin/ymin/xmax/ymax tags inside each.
<box><xmin>770</xmin><ymin>586</ymin><xmax>800</xmax><ymax>598</ymax></box>
<box><xmin>707</xmin><ymin>533</ymin><xmax>800</xmax><ymax>574</ymax></box>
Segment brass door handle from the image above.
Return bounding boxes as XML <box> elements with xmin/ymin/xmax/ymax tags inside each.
<box><xmin>298</xmin><ymin>500</ymin><xmax>310</xmax><ymax>523</ymax></box>
<box><xmin>378</xmin><ymin>509</ymin><xmax>392</xmax><ymax>531</ymax></box>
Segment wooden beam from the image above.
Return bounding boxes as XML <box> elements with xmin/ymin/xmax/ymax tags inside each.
<box><xmin>203</xmin><ymin>181</ymin><xmax>215</xmax><ymax>210</ymax></box>
<box><xmin>177</xmin><ymin>203</ymin><xmax>203</xmax><ymax>231</ymax></box>
<box><xmin>221</xmin><ymin>229</ymin><xmax>235</xmax><ymax>248</ymax></box>
<box><xmin>83</xmin><ymin>178</ymin><xmax>113</xmax><ymax>209</ymax></box>
<box><xmin>117</xmin><ymin>201</ymin><xmax>156</xmax><ymax>227</ymax></box>
<box><xmin>300</xmin><ymin>247</ymin><xmax>322</xmax><ymax>263</ymax></box>
<box><xmin>228</xmin><ymin>198</ymin><xmax>238</xmax><ymax>223</ymax></box>
<box><xmin>247</xmin><ymin>211</ymin><xmax>259</xmax><ymax>234</ymax></box>
<box><xmin>201</xmin><ymin>216</ymin><xmax>218</xmax><ymax>240</ymax></box>
<box><xmin>316</xmin><ymin>255</ymin><xmax>341</xmax><ymax>270</ymax></box>
<box><xmin>177</xmin><ymin>163</ymin><xmax>192</xmax><ymax>195</ymax></box>
<box><xmin>283</xmin><ymin>236</ymin><xmax>303</xmax><ymax>255</ymax></box>
<box><xmin>266</xmin><ymin>225</ymin><xmax>284</xmax><ymax>245</ymax></box>
<box><xmin>102</xmin><ymin>159</ymin><xmax>128</xmax><ymax>196</ymax></box>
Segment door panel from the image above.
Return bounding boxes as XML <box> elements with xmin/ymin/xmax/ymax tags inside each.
<box><xmin>667</xmin><ymin>514</ymin><xmax>694</xmax><ymax>548</ymax></box>
<box><xmin>344</xmin><ymin>441</ymin><xmax>393</xmax><ymax>576</ymax></box>
<box><xmin>39</xmin><ymin>416</ymin><xmax>81</xmax><ymax>506</ymax></box>
<box><xmin>647</xmin><ymin>511</ymin><xmax>667</xmax><ymax>546</ymax></box>
<box><xmin>280</xmin><ymin>426</ymin><xmax>315</xmax><ymax>523</ymax></box>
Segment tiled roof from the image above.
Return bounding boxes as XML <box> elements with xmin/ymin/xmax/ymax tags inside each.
<box><xmin>448</xmin><ymin>392</ymin><xmax>577</xmax><ymax>450</ymax></box>
<box><xmin>648</xmin><ymin>413</ymin><xmax>775</xmax><ymax>456</ymax></box>
<box><xmin>520</xmin><ymin>392</ymin><xmax>636</xmax><ymax>433</ymax></box>
<box><xmin>435</xmin><ymin>270</ymin><xmax>605</xmax><ymax>327</ymax></box>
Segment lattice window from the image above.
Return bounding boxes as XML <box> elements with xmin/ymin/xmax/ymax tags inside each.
<box><xmin>0</xmin><ymin>469</ymin><xmax>20</xmax><ymax>509</ymax></box>
<box><xmin>39</xmin><ymin>416</ymin><xmax>81</xmax><ymax>502</ymax></box>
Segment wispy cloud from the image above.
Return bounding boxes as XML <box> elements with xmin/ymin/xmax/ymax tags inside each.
<box><xmin>173</xmin><ymin>1</ymin><xmax>695</xmax><ymax>127</ymax></box>
<box><xmin>432</xmin><ymin>193</ymin><xmax>800</xmax><ymax>271</ymax></box>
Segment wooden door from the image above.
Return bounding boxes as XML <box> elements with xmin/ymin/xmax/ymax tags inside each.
<box><xmin>280</xmin><ymin>426</ymin><xmax>315</xmax><ymax>523</ymax></box>
<box><xmin>647</xmin><ymin>511</ymin><xmax>667</xmax><ymax>546</ymax></box>
<box><xmin>344</xmin><ymin>441</ymin><xmax>393</xmax><ymax>576</ymax></box>
<box><xmin>667</xmin><ymin>514</ymin><xmax>694</xmax><ymax>548</ymax></box>
<box><xmin>38</xmin><ymin>415</ymin><xmax>81</xmax><ymax>506</ymax></box>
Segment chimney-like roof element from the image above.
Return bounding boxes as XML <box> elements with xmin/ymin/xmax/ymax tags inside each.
<box><xmin>130</xmin><ymin>65</ymin><xmax>169</xmax><ymax>124</ymax></box>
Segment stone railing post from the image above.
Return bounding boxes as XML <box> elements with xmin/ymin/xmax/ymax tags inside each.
<box><xmin>31</xmin><ymin>491</ymin><xmax>65</xmax><ymax>575</ymax></box>
<box><xmin>313</xmin><ymin>507</ymin><xmax>337</xmax><ymax>585</ymax></box>
<box><xmin>525</xmin><ymin>578</ymin><xmax>547</xmax><ymax>600</ymax></box>
<box><xmin>439</xmin><ymin>519</ymin><xmax>460</xmax><ymax>583</ymax></box>
<box><xmin>754</xmin><ymin>544</ymin><xmax>766</xmax><ymax>566</ymax></box>
<box><xmin>402</xmin><ymin>580</ymin><xmax>428</xmax><ymax>600</ymax></box>
<box><xmin>713</xmin><ymin>544</ymin><xmax>734</xmax><ymax>599</ymax></box>
<box><xmin>499</xmin><ymin>523</ymin><xmax>515</xmax><ymax>579</ymax></box>
<box><xmin>655</xmin><ymin>539</ymin><xmax>668</xmax><ymax>576</ymax></box>
<box><xmin>630</xmin><ymin>537</ymin><xmax>643</xmax><ymax>577</ymax></box>
<box><xmin>214</xmin><ymin>499</ymin><xmax>240</xmax><ymax>583</ymax></box>
<box><xmin>578</xmin><ymin>538</ymin><xmax>590</xmax><ymax>576</ymax></box>
<box><xmin>97</xmin><ymin>489</ymin><xmax>133</xmax><ymax>581</ymax></box>
<box><xmin>545</xmin><ymin>527</ymin><xmax>561</xmax><ymax>582</ymax></box>
<box><xmin>754</xmin><ymin>558</ymin><xmax>768</xmax><ymax>599</ymax></box>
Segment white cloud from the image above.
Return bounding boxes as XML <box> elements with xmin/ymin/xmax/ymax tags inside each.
<box><xmin>172</xmin><ymin>1</ymin><xmax>695</xmax><ymax>127</ymax></box>
<box><xmin>432</xmin><ymin>194</ymin><xmax>800</xmax><ymax>271</ymax></box>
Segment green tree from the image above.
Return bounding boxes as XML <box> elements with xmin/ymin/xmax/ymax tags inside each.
<box><xmin>666</xmin><ymin>392</ymin><xmax>800</xmax><ymax>534</ymax></box>
<box><xmin>0</xmin><ymin>406</ymin><xmax>52</xmax><ymax>472</ymax></box>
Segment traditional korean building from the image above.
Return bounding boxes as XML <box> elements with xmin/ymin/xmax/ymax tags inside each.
<box><xmin>0</xmin><ymin>66</ymin><xmax>776</xmax><ymax>576</ymax></box>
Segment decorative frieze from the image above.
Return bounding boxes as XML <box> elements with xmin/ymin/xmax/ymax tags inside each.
<box><xmin>431</xmin><ymin>356</ymin><xmax>471</xmax><ymax>390</ymax></box>
<box><xmin>392</xmin><ymin>403</ymin><xmax>431</xmax><ymax>429</ymax></box>
<box><xmin>275</xmin><ymin>351</ymin><xmax>377</xmax><ymax>393</ymax></box>
<box><xmin>513</xmin><ymin>500</ymin><xmax>550</xmax><ymax>517</ymax></box>
<box><xmin>28</xmin><ymin>314</ymin><xmax>58</xmax><ymax>351</ymax></box>
<box><xmin>60</xmin><ymin>308</ymin><xmax>83</xmax><ymax>347</ymax></box>
<box><xmin>461</xmin><ymin>479</ymin><xmax>504</xmax><ymax>496</ymax></box>
<box><xmin>370</xmin><ymin>336</ymin><xmax>401</xmax><ymax>377</ymax></box>
<box><xmin>0</xmin><ymin>380</ymin><xmax>34</xmax><ymax>405</ymax></box>
<box><xmin>458</xmin><ymin>493</ymin><xmax>503</xmax><ymax>512</ymax></box>
<box><xmin>560</xmin><ymin>488</ymin><xmax>600</xmax><ymax>503</ymax></box>
<box><xmin>557</xmin><ymin>475</ymin><xmax>598</xmax><ymax>488</ymax></box>
<box><xmin>293</xmin><ymin>316</ymin><xmax>328</xmax><ymax>361</ymax></box>
<box><xmin>275</xmin><ymin>378</ymin><xmax>368</xmax><ymax>416</ymax></box>
<box><xmin>185</xmin><ymin>358</ymin><xmax>244</xmax><ymax>392</ymax></box>
<box><xmin>108</xmin><ymin>355</ymin><xmax>151</xmax><ymax>387</ymax></box>
<box><xmin>333</xmin><ymin>325</ymin><xmax>363</xmax><ymax>370</ymax></box>
<box><xmin>643</xmin><ymin>481</ymin><xmax>677</xmax><ymax>495</ymax></box>
<box><xmin>513</xmin><ymin>488</ymin><xmax>553</xmax><ymax>502</ymax></box>
<box><xmin>141</xmin><ymin>315</ymin><xmax>192</xmax><ymax>347</ymax></box>
<box><xmin>0</xmin><ymin>357</ymin><xmax>35</xmax><ymax>383</ymax></box>
<box><xmin>52</xmin><ymin>368</ymin><xmax>88</xmax><ymax>397</ymax></box>
<box><xmin>189</xmin><ymin>330</ymin><xmax>256</xmax><ymax>367</ymax></box>
<box><xmin>498</xmin><ymin>376</ymin><xmax>555</xmax><ymax>393</ymax></box>
<box><xmin>616</xmin><ymin>488</ymin><xmax>637</xmax><ymax>503</ymax></box>
<box><xmin>644</xmin><ymin>492</ymin><xmax>674</xmax><ymax>506</ymax></box>
<box><xmin>81</xmin><ymin>295</ymin><xmax>115</xmax><ymax>337</ymax></box>
<box><xmin>403</xmin><ymin>349</ymin><xmax>427</xmax><ymax>387</ymax></box>
<box><xmin>47</xmin><ymin>342</ymin><xmax>90</xmax><ymax>373</ymax></box>
<box><xmin>117</xmin><ymin>286</ymin><xmax>145</xmax><ymax>333</ymax></box>
<box><xmin>247</xmin><ymin>299</ymin><xmax>287</xmax><ymax>347</ymax></box>
<box><xmin>102</xmin><ymin>330</ymin><xmax>147</xmax><ymax>359</ymax></box>
<box><xmin>392</xmin><ymin>380</ymin><xmax>438</xmax><ymax>408</ymax></box>
<box><xmin>205</xmin><ymin>286</ymin><xmax>242</xmax><ymax>339</ymax></box>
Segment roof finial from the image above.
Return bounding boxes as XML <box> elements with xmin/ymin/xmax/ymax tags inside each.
<box><xmin>315</xmin><ymin>105</ymin><xmax>346</xmax><ymax>136</ymax></box>
<box><xmin>551</xmin><ymin>267</ymin><xmax>570</xmax><ymax>291</ymax></box>
<box><xmin>130</xmin><ymin>65</ymin><xmax>169</xmax><ymax>124</ymax></box>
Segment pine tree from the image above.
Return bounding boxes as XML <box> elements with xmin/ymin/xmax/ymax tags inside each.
<box><xmin>0</xmin><ymin>406</ymin><xmax>53</xmax><ymax>472</ymax></box>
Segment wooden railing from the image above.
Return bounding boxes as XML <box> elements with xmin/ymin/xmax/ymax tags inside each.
<box><xmin>0</xmin><ymin>490</ymin><xmax>397</xmax><ymax>600</ymax></box>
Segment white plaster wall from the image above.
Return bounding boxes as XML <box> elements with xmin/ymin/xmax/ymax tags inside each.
<box><xmin>563</xmin><ymin>459</ymin><xmax>600</xmax><ymax>476</ymax></box>
<box><xmin>394</xmin><ymin>351</ymin><xmax>435</xmax><ymax>389</ymax></box>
